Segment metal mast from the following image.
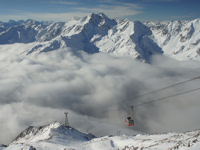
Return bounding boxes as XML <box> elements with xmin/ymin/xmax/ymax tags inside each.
<box><xmin>64</xmin><ymin>112</ymin><xmax>69</xmax><ymax>127</ymax></box>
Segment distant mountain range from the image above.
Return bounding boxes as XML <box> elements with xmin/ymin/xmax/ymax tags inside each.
<box><xmin>0</xmin><ymin>13</ymin><xmax>199</xmax><ymax>62</ymax></box>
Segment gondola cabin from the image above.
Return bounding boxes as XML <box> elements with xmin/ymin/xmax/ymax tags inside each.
<box><xmin>125</xmin><ymin>105</ymin><xmax>134</xmax><ymax>126</ymax></box>
<box><xmin>125</xmin><ymin>117</ymin><xmax>134</xmax><ymax>126</ymax></box>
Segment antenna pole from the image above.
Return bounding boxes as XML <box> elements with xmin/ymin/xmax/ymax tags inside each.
<box><xmin>64</xmin><ymin>112</ymin><xmax>69</xmax><ymax>127</ymax></box>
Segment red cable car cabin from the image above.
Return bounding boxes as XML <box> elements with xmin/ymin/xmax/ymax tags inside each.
<box><xmin>125</xmin><ymin>105</ymin><xmax>134</xmax><ymax>126</ymax></box>
<box><xmin>125</xmin><ymin>117</ymin><xmax>134</xmax><ymax>126</ymax></box>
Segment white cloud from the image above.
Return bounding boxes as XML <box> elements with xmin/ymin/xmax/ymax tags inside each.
<box><xmin>76</xmin><ymin>3</ymin><xmax>143</xmax><ymax>19</ymax></box>
<box><xmin>99</xmin><ymin>0</ymin><xmax>112</xmax><ymax>3</ymax></box>
<box><xmin>49</xmin><ymin>1</ymin><xmax>78</xmax><ymax>5</ymax></box>
<box><xmin>0</xmin><ymin>1</ymin><xmax>143</xmax><ymax>22</ymax></box>
<box><xmin>0</xmin><ymin>44</ymin><xmax>200</xmax><ymax>144</ymax></box>
<box><xmin>0</xmin><ymin>12</ymin><xmax>90</xmax><ymax>22</ymax></box>
<box><xmin>170</xmin><ymin>13</ymin><xmax>198</xmax><ymax>20</ymax></box>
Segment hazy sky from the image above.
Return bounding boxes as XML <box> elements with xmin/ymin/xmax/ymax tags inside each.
<box><xmin>0</xmin><ymin>0</ymin><xmax>200</xmax><ymax>22</ymax></box>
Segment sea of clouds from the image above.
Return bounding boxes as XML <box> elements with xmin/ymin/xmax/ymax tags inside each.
<box><xmin>0</xmin><ymin>43</ymin><xmax>200</xmax><ymax>144</ymax></box>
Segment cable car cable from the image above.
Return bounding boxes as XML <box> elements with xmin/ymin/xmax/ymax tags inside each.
<box><xmin>133</xmin><ymin>87</ymin><xmax>200</xmax><ymax>107</ymax></box>
<box><xmin>134</xmin><ymin>76</ymin><xmax>200</xmax><ymax>99</ymax></box>
<box><xmin>104</xmin><ymin>75</ymin><xmax>200</xmax><ymax>127</ymax></box>
<box><xmin>124</xmin><ymin>86</ymin><xmax>200</xmax><ymax>126</ymax></box>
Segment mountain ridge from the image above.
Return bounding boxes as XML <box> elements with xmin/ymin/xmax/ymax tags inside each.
<box><xmin>0</xmin><ymin>13</ymin><xmax>200</xmax><ymax>62</ymax></box>
<box><xmin>145</xmin><ymin>18</ymin><xmax>200</xmax><ymax>60</ymax></box>
<box><xmin>3</xmin><ymin>121</ymin><xmax>200</xmax><ymax>150</ymax></box>
<box><xmin>12</xmin><ymin>121</ymin><xmax>95</xmax><ymax>144</ymax></box>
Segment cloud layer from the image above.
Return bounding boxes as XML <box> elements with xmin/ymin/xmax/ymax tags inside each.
<box><xmin>0</xmin><ymin>44</ymin><xmax>200</xmax><ymax>144</ymax></box>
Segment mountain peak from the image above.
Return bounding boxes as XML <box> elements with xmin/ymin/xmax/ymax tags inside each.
<box><xmin>87</xmin><ymin>13</ymin><xmax>106</xmax><ymax>24</ymax></box>
<box><xmin>12</xmin><ymin>121</ymin><xmax>61</xmax><ymax>144</ymax></box>
<box><xmin>86</xmin><ymin>13</ymin><xmax>116</xmax><ymax>27</ymax></box>
<box><xmin>11</xmin><ymin>121</ymin><xmax>95</xmax><ymax>145</ymax></box>
<box><xmin>8</xmin><ymin>19</ymin><xmax>17</xmax><ymax>24</ymax></box>
<box><xmin>88</xmin><ymin>13</ymin><xmax>107</xmax><ymax>19</ymax></box>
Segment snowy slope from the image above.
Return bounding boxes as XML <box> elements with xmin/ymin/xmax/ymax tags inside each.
<box><xmin>5</xmin><ymin>122</ymin><xmax>95</xmax><ymax>150</ymax></box>
<box><xmin>0</xmin><ymin>14</ymin><xmax>200</xmax><ymax>62</ymax></box>
<box><xmin>0</xmin><ymin>20</ymin><xmax>25</xmax><ymax>28</ymax></box>
<box><xmin>82</xmin><ymin>131</ymin><xmax>200</xmax><ymax>150</ymax></box>
<box><xmin>20</xmin><ymin>13</ymin><xmax>118</xmax><ymax>55</ymax></box>
<box><xmin>0</xmin><ymin>13</ymin><xmax>162</xmax><ymax>62</ymax></box>
<box><xmin>27</xmin><ymin>13</ymin><xmax>163</xmax><ymax>62</ymax></box>
<box><xmin>0</xmin><ymin>20</ymin><xmax>61</xmax><ymax>44</ymax></box>
<box><xmin>0</xmin><ymin>145</ymin><xmax>6</xmax><ymax>150</ymax></box>
<box><xmin>3</xmin><ymin>122</ymin><xmax>200</xmax><ymax>150</ymax></box>
<box><xmin>146</xmin><ymin>18</ymin><xmax>200</xmax><ymax>60</ymax></box>
<box><xmin>96</xmin><ymin>19</ymin><xmax>162</xmax><ymax>62</ymax></box>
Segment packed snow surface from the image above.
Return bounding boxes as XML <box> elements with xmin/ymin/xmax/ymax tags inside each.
<box><xmin>2</xmin><ymin>122</ymin><xmax>200</xmax><ymax>150</ymax></box>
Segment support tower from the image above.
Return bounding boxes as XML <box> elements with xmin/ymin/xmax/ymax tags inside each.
<box><xmin>64</xmin><ymin>112</ymin><xmax>69</xmax><ymax>127</ymax></box>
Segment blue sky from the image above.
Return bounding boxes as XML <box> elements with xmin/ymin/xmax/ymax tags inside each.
<box><xmin>0</xmin><ymin>0</ymin><xmax>200</xmax><ymax>22</ymax></box>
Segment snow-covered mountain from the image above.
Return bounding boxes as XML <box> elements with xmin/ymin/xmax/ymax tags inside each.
<box><xmin>0</xmin><ymin>13</ymin><xmax>163</xmax><ymax>62</ymax></box>
<box><xmin>0</xmin><ymin>19</ymin><xmax>55</xmax><ymax>44</ymax></box>
<box><xmin>146</xmin><ymin>18</ymin><xmax>200</xmax><ymax>60</ymax></box>
<box><xmin>0</xmin><ymin>13</ymin><xmax>200</xmax><ymax>62</ymax></box>
<box><xmin>0</xmin><ymin>20</ymin><xmax>25</xmax><ymax>28</ymax></box>
<box><xmin>2</xmin><ymin>121</ymin><xmax>200</xmax><ymax>150</ymax></box>
<box><xmin>26</xmin><ymin>13</ymin><xmax>162</xmax><ymax>62</ymax></box>
<box><xmin>4</xmin><ymin>122</ymin><xmax>95</xmax><ymax>150</ymax></box>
